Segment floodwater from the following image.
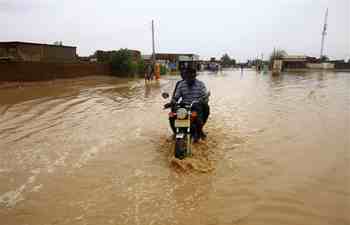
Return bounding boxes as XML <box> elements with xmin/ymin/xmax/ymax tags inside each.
<box><xmin>0</xmin><ymin>70</ymin><xmax>349</xmax><ymax>225</ymax></box>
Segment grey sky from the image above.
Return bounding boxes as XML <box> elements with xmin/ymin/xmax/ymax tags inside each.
<box><xmin>1</xmin><ymin>0</ymin><xmax>349</xmax><ymax>61</ymax></box>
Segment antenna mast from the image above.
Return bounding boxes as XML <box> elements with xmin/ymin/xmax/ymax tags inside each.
<box><xmin>320</xmin><ymin>8</ymin><xmax>328</xmax><ymax>59</ymax></box>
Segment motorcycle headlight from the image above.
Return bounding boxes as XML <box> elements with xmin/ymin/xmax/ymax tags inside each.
<box><xmin>176</xmin><ymin>108</ymin><xmax>188</xmax><ymax>119</ymax></box>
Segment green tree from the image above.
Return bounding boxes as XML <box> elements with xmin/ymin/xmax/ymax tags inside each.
<box><xmin>93</xmin><ymin>49</ymin><xmax>145</xmax><ymax>77</ymax></box>
<box><xmin>221</xmin><ymin>54</ymin><xmax>236</xmax><ymax>67</ymax></box>
<box><xmin>231</xmin><ymin>58</ymin><xmax>236</xmax><ymax>66</ymax></box>
<box><xmin>137</xmin><ymin>59</ymin><xmax>146</xmax><ymax>75</ymax></box>
<box><xmin>94</xmin><ymin>50</ymin><xmax>112</xmax><ymax>62</ymax></box>
<box><xmin>221</xmin><ymin>54</ymin><xmax>231</xmax><ymax>67</ymax></box>
<box><xmin>110</xmin><ymin>49</ymin><xmax>137</xmax><ymax>76</ymax></box>
<box><xmin>320</xmin><ymin>55</ymin><xmax>329</xmax><ymax>62</ymax></box>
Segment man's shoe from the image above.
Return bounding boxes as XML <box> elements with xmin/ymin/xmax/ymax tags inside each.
<box><xmin>200</xmin><ymin>131</ymin><xmax>207</xmax><ymax>140</ymax></box>
<box><xmin>193</xmin><ymin>132</ymin><xmax>200</xmax><ymax>143</ymax></box>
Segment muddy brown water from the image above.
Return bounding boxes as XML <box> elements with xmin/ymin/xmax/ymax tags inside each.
<box><xmin>0</xmin><ymin>70</ymin><xmax>349</xmax><ymax>225</ymax></box>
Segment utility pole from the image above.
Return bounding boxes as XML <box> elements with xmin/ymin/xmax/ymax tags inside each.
<box><xmin>151</xmin><ymin>20</ymin><xmax>156</xmax><ymax>67</ymax></box>
<box><xmin>320</xmin><ymin>8</ymin><xmax>328</xmax><ymax>59</ymax></box>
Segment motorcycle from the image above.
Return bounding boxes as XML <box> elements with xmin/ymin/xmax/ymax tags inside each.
<box><xmin>162</xmin><ymin>92</ymin><xmax>209</xmax><ymax>159</ymax></box>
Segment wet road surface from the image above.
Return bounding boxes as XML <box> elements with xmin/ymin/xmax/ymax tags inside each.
<box><xmin>0</xmin><ymin>70</ymin><xmax>349</xmax><ymax>225</ymax></box>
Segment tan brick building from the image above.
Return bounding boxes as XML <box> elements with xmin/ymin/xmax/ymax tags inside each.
<box><xmin>0</xmin><ymin>41</ymin><xmax>77</xmax><ymax>62</ymax></box>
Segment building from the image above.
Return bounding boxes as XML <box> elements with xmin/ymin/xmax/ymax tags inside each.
<box><xmin>282</xmin><ymin>55</ymin><xmax>307</xmax><ymax>70</ymax></box>
<box><xmin>142</xmin><ymin>53</ymin><xmax>199</xmax><ymax>71</ymax></box>
<box><xmin>143</xmin><ymin>53</ymin><xmax>198</xmax><ymax>60</ymax></box>
<box><xmin>281</xmin><ymin>55</ymin><xmax>337</xmax><ymax>70</ymax></box>
<box><xmin>156</xmin><ymin>53</ymin><xmax>198</xmax><ymax>62</ymax></box>
<box><xmin>0</xmin><ymin>41</ymin><xmax>77</xmax><ymax>62</ymax></box>
<box><xmin>327</xmin><ymin>60</ymin><xmax>350</xmax><ymax>70</ymax></box>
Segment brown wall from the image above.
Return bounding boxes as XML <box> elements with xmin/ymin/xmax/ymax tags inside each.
<box><xmin>283</xmin><ymin>61</ymin><xmax>307</xmax><ymax>69</ymax></box>
<box><xmin>334</xmin><ymin>62</ymin><xmax>350</xmax><ymax>69</ymax></box>
<box><xmin>0</xmin><ymin>42</ymin><xmax>76</xmax><ymax>62</ymax></box>
<box><xmin>0</xmin><ymin>46</ymin><xmax>8</xmax><ymax>57</ymax></box>
<box><xmin>0</xmin><ymin>62</ymin><xmax>111</xmax><ymax>82</ymax></box>
<box><xmin>42</xmin><ymin>45</ymin><xmax>76</xmax><ymax>62</ymax></box>
<box><xmin>17</xmin><ymin>44</ymin><xmax>42</xmax><ymax>61</ymax></box>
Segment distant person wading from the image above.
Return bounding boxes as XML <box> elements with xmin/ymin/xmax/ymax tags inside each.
<box><xmin>145</xmin><ymin>64</ymin><xmax>154</xmax><ymax>82</ymax></box>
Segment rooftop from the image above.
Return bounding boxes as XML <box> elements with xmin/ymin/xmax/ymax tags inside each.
<box><xmin>0</xmin><ymin>41</ymin><xmax>76</xmax><ymax>49</ymax></box>
<box><xmin>282</xmin><ymin>55</ymin><xmax>308</xmax><ymax>62</ymax></box>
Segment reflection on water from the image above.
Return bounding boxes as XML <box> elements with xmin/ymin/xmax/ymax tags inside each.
<box><xmin>0</xmin><ymin>70</ymin><xmax>349</xmax><ymax>225</ymax></box>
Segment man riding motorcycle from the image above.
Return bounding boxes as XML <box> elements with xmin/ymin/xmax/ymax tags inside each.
<box><xmin>166</xmin><ymin>68</ymin><xmax>185</xmax><ymax>135</ymax></box>
<box><xmin>165</xmin><ymin>66</ymin><xmax>210</xmax><ymax>142</ymax></box>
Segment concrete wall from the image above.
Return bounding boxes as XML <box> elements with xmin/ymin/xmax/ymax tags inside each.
<box><xmin>306</xmin><ymin>63</ymin><xmax>335</xmax><ymax>69</ymax></box>
<box><xmin>0</xmin><ymin>62</ymin><xmax>110</xmax><ymax>82</ymax></box>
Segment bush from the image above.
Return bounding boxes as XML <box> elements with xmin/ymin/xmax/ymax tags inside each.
<box><xmin>110</xmin><ymin>49</ymin><xmax>137</xmax><ymax>76</ymax></box>
<box><xmin>320</xmin><ymin>55</ymin><xmax>329</xmax><ymax>62</ymax></box>
<box><xmin>137</xmin><ymin>59</ymin><xmax>146</xmax><ymax>75</ymax></box>
<box><xmin>220</xmin><ymin>54</ymin><xmax>236</xmax><ymax>67</ymax></box>
<box><xmin>94</xmin><ymin>50</ymin><xmax>112</xmax><ymax>62</ymax></box>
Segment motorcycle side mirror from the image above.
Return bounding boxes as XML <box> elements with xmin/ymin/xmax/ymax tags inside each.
<box><xmin>161</xmin><ymin>92</ymin><xmax>169</xmax><ymax>99</ymax></box>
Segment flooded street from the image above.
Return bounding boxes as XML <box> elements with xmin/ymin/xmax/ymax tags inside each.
<box><xmin>0</xmin><ymin>70</ymin><xmax>349</xmax><ymax>225</ymax></box>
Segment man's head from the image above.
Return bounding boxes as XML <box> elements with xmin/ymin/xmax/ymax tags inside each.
<box><xmin>184</xmin><ymin>67</ymin><xmax>197</xmax><ymax>86</ymax></box>
<box><xmin>180</xmin><ymin>71</ymin><xmax>185</xmax><ymax>80</ymax></box>
<box><xmin>179</xmin><ymin>60</ymin><xmax>199</xmax><ymax>84</ymax></box>
<box><xmin>179</xmin><ymin>62</ymin><xmax>189</xmax><ymax>80</ymax></box>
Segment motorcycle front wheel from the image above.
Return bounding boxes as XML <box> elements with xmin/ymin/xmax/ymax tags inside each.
<box><xmin>175</xmin><ymin>136</ymin><xmax>187</xmax><ymax>159</ymax></box>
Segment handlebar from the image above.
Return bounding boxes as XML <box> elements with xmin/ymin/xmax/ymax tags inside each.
<box><xmin>163</xmin><ymin>91</ymin><xmax>210</xmax><ymax>110</ymax></box>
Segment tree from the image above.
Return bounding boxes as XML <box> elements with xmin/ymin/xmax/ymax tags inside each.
<box><xmin>221</xmin><ymin>54</ymin><xmax>235</xmax><ymax>67</ymax></box>
<box><xmin>137</xmin><ymin>59</ymin><xmax>146</xmax><ymax>75</ymax></box>
<box><xmin>91</xmin><ymin>49</ymin><xmax>145</xmax><ymax>77</ymax></box>
<box><xmin>231</xmin><ymin>58</ymin><xmax>236</xmax><ymax>66</ymax></box>
<box><xmin>94</xmin><ymin>50</ymin><xmax>113</xmax><ymax>62</ymax></box>
<box><xmin>320</xmin><ymin>55</ymin><xmax>329</xmax><ymax>62</ymax></box>
<box><xmin>110</xmin><ymin>49</ymin><xmax>137</xmax><ymax>76</ymax></box>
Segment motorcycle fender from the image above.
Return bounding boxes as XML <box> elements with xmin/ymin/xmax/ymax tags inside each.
<box><xmin>176</xmin><ymin>133</ymin><xmax>185</xmax><ymax>139</ymax></box>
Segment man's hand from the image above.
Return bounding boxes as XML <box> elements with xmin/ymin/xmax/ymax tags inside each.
<box><xmin>163</xmin><ymin>102</ymin><xmax>172</xmax><ymax>109</ymax></box>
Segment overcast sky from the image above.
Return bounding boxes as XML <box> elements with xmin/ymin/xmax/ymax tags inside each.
<box><xmin>1</xmin><ymin>0</ymin><xmax>349</xmax><ymax>61</ymax></box>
